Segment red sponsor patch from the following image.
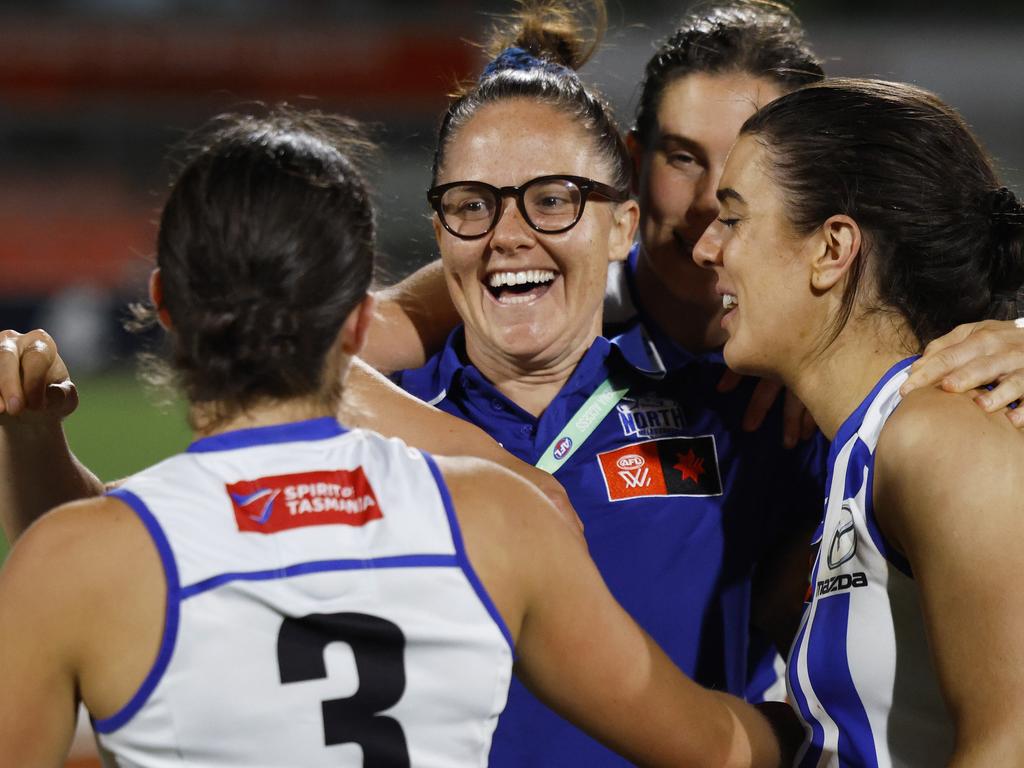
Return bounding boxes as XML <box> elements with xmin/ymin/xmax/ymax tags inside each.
<box><xmin>597</xmin><ymin>436</ymin><xmax>723</xmax><ymax>502</ymax></box>
<box><xmin>226</xmin><ymin>468</ymin><xmax>382</xmax><ymax>534</ymax></box>
<box><xmin>598</xmin><ymin>441</ymin><xmax>668</xmax><ymax>501</ymax></box>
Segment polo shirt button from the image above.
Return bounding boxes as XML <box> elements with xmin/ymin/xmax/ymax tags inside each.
<box><xmin>490</xmin><ymin>399</ymin><xmax>504</xmax><ymax>411</ymax></box>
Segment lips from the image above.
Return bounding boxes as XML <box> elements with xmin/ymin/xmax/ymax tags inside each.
<box><xmin>484</xmin><ymin>268</ymin><xmax>558</xmax><ymax>306</ymax></box>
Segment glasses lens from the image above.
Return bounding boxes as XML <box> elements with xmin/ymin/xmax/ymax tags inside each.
<box><xmin>440</xmin><ymin>184</ymin><xmax>498</xmax><ymax>237</ymax></box>
<box><xmin>524</xmin><ymin>178</ymin><xmax>582</xmax><ymax>232</ymax></box>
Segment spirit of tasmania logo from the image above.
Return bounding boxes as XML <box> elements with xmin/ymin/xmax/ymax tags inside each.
<box><xmin>596</xmin><ymin>435</ymin><xmax>723</xmax><ymax>502</ymax></box>
<box><xmin>226</xmin><ymin>468</ymin><xmax>381</xmax><ymax>534</ymax></box>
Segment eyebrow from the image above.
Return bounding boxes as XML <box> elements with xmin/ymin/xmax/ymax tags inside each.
<box><xmin>657</xmin><ymin>133</ymin><xmax>707</xmax><ymax>160</ymax></box>
<box><xmin>716</xmin><ymin>187</ymin><xmax>746</xmax><ymax>206</ymax></box>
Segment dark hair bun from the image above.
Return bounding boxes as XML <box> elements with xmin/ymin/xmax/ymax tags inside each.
<box><xmin>484</xmin><ymin>0</ymin><xmax>606</xmax><ymax>72</ymax></box>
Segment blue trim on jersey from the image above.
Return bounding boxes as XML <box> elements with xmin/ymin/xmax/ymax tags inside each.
<box><xmin>860</xmin><ymin>439</ymin><xmax>913</xmax><ymax>578</ymax></box>
<box><xmin>828</xmin><ymin>356</ymin><xmax>919</xmax><ymax>468</ymax></box>
<box><xmin>423</xmin><ymin>453</ymin><xmax>516</xmax><ymax>654</ymax></box>
<box><xmin>93</xmin><ymin>489</ymin><xmax>182</xmax><ymax>734</ymax></box>
<box><xmin>187</xmin><ymin>417</ymin><xmax>346</xmax><ymax>453</ymax></box>
<box><xmin>786</xmin><ymin>618</ymin><xmax>827</xmax><ymax>768</ymax></box>
<box><xmin>807</xmin><ymin>593</ymin><xmax>879</xmax><ymax>767</ymax></box>
<box><xmin>827</xmin><ymin>358</ymin><xmax>918</xmax><ymax>580</ymax></box>
<box><xmin>178</xmin><ymin>554</ymin><xmax>460</xmax><ymax>600</ymax></box>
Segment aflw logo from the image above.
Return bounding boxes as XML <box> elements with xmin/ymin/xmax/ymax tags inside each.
<box><xmin>616</xmin><ymin>454</ymin><xmax>651</xmax><ymax>488</ymax></box>
<box><xmin>597</xmin><ymin>436</ymin><xmax>722</xmax><ymax>502</ymax></box>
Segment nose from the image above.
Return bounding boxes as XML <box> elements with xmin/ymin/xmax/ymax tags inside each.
<box><xmin>489</xmin><ymin>196</ymin><xmax>535</xmax><ymax>253</ymax></box>
<box><xmin>692</xmin><ymin>221</ymin><xmax>722</xmax><ymax>270</ymax></box>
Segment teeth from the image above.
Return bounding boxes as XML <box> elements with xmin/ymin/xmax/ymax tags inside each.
<box><xmin>723</xmin><ymin>294</ymin><xmax>737</xmax><ymax>310</ymax></box>
<box><xmin>487</xmin><ymin>269</ymin><xmax>556</xmax><ymax>288</ymax></box>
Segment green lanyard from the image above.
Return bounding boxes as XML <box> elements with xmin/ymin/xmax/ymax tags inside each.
<box><xmin>534</xmin><ymin>375</ymin><xmax>630</xmax><ymax>474</ymax></box>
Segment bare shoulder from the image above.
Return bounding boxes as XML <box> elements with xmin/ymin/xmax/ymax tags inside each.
<box><xmin>875</xmin><ymin>387</ymin><xmax>1024</xmax><ymax>557</ymax></box>
<box><xmin>3</xmin><ymin>494</ymin><xmax>162</xmax><ymax>618</ymax></box>
<box><xmin>431</xmin><ymin>455</ymin><xmax>579</xmax><ymax>645</ymax></box>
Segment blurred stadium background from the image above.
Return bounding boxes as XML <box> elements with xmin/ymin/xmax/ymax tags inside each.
<box><xmin>0</xmin><ymin>1</ymin><xmax>1019</xmax><ymax>763</ymax></box>
<box><xmin>1</xmin><ymin>0</ymin><xmax>1022</xmax><ymax>552</ymax></box>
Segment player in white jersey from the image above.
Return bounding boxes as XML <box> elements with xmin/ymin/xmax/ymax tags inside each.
<box><xmin>0</xmin><ymin>108</ymin><xmax>793</xmax><ymax>767</ymax></box>
<box><xmin>693</xmin><ymin>79</ymin><xmax>1024</xmax><ymax>765</ymax></box>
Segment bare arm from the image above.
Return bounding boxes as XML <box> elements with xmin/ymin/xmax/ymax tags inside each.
<box><xmin>0</xmin><ymin>496</ymin><xmax>163</xmax><ymax>767</ymax></box>
<box><xmin>875</xmin><ymin>390</ymin><xmax>1024</xmax><ymax>764</ymax></box>
<box><xmin>447</xmin><ymin>457</ymin><xmax>790</xmax><ymax>768</ymax></box>
<box><xmin>901</xmin><ymin>319</ymin><xmax>1024</xmax><ymax>427</ymax></box>
<box><xmin>341</xmin><ymin>358</ymin><xmax>580</xmax><ymax>534</ymax></box>
<box><xmin>0</xmin><ymin>329</ymin><xmax>103</xmax><ymax>541</ymax></box>
<box><xmin>360</xmin><ymin>260</ymin><xmax>459</xmax><ymax>374</ymax></box>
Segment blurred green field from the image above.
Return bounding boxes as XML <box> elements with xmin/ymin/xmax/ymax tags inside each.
<box><xmin>0</xmin><ymin>370</ymin><xmax>193</xmax><ymax>563</ymax></box>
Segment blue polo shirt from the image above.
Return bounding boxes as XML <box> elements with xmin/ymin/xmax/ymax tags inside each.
<box><xmin>394</xmin><ymin>320</ymin><xmax>826</xmax><ymax>767</ymax></box>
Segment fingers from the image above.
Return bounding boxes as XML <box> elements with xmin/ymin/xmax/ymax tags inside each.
<box><xmin>1006</xmin><ymin>406</ymin><xmax>1024</xmax><ymax>430</ymax></box>
<box><xmin>781</xmin><ymin>387</ymin><xmax>810</xmax><ymax>449</ymax></box>
<box><xmin>0</xmin><ymin>332</ymin><xmax>27</xmax><ymax>415</ymax></box>
<box><xmin>0</xmin><ymin>329</ymin><xmax>67</xmax><ymax>417</ymax></box>
<box><xmin>716</xmin><ymin>368</ymin><xmax>743</xmax><ymax>393</ymax></box>
<box><xmin>741</xmin><ymin>377</ymin><xmax>784</xmax><ymax>433</ymax></box>
<box><xmin>800</xmin><ymin>408</ymin><xmax>818</xmax><ymax>442</ymax></box>
<box><xmin>903</xmin><ymin>320</ymin><xmax>1022</xmax><ymax>395</ymax></box>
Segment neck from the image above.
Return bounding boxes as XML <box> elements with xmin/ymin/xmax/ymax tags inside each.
<box><xmin>634</xmin><ymin>251</ymin><xmax>724</xmax><ymax>353</ymax></box>
<box><xmin>464</xmin><ymin>330</ymin><xmax>598</xmax><ymax>418</ymax></box>
<box><xmin>191</xmin><ymin>395</ymin><xmax>337</xmax><ymax>439</ymax></box>
<box><xmin>786</xmin><ymin>313</ymin><xmax>918</xmax><ymax>441</ymax></box>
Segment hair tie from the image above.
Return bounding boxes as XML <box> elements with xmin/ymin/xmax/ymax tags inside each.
<box><xmin>480</xmin><ymin>46</ymin><xmax>575</xmax><ymax>81</ymax></box>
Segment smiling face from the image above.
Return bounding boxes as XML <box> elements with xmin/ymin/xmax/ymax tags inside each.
<box><xmin>433</xmin><ymin>99</ymin><xmax>637</xmax><ymax>372</ymax></box>
<box><xmin>633</xmin><ymin>72</ymin><xmax>785</xmax><ymax>348</ymax></box>
<box><xmin>691</xmin><ymin>135</ymin><xmax>821</xmax><ymax>378</ymax></box>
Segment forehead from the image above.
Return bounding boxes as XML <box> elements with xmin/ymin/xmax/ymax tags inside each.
<box><xmin>439</xmin><ymin>99</ymin><xmax>604</xmax><ymax>185</ymax></box>
<box><xmin>719</xmin><ymin>135</ymin><xmax>783</xmax><ymax>207</ymax></box>
<box><xmin>655</xmin><ymin>72</ymin><xmax>784</xmax><ymax>152</ymax></box>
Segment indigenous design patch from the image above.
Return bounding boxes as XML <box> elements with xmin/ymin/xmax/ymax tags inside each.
<box><xmin>616</xmin><ymin>395</ymin><xmax>685</xmax><ymax>439</ymax></box>
<box><xmin>227</xmin><ymin>468</ymin><xmax>382</xmax><ymax>533</ymax></box>
<box><xmin>597</xmin><ymin>436</ymin><xmax>723</xmax><ymax>502</ymax></box>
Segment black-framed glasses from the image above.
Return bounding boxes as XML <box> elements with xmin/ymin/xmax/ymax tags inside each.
<box><xmin>427</xmin><ymin>174</ymin><xmax>629</xmax><ymax>240</ymax></box>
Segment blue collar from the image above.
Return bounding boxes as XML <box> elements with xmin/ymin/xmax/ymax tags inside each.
<box><xmin>431</xmin><ymin>325</ymin><xmax>665</xmax><ymax>403</ymax></box>
<box><xmin>187</xmin><ymin>417</ymin><xmax>346</xmax><ymax>453</ymax></box>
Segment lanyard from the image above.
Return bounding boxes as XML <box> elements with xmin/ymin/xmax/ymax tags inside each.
<box><xmin>534</xmin><ymin>375</ymin><xmax>630</xmax><ymax>474</ymax></box>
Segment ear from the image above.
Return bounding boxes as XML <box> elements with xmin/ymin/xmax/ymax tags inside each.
<box><xmin>625</xmin><ymin>131</ymin><xmax>644</xmax><ymax>196</ymax></box>
<box><xmin>339</xmin><ymin>293</ymin><xmax>376</xmax><ymax>357</ymax></box>
<box><xmin>432</xmin><ymin>213</ymin><xmax>444</xmax><ymax>247</ymax></box>
<box><xmin>811</xmin><ymin>215</ymin><xmax>861</xmax><ymax>292</ymax></box>
<box><xmin>607</xmin><ymin>199</ymin><xmax>640</xmax><ymax>264</ymax></box>
<box><xmin>148</xmin><ymin>268</ymin><xmax>174</xmax><ymax>330</ymax></box>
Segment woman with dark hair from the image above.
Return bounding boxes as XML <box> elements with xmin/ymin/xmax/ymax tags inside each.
<box><xmin>391</xmin><ymin>3</ymin><xmax>824</xmax><ymax>766</ymax></box>
<box><xmin>694</xmin><ymin>78</ymin><xmax>1024</xmax><ymax>765</ymax></box>
<box><xmin>0</xmin><ymin>108</ymin><xmax>789</xmax><ymax>768</ymax></box>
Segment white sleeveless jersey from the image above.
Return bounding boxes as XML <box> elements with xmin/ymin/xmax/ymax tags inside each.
<box><xmin>787</xmin><ymin>358</ymin><xmax>954</xmax><ymax>767</ymax></box>
<box><xmin>93</xmin><ymin>417</ymin><xmax>514</xmax><ymax>768</ymax></box>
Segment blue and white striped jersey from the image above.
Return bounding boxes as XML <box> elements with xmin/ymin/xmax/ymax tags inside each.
<box><xmin>788</xmin><ymin>358</ymin><xmax>954</xmax><ymax>767</ymax></box>
<box><xmin>94</xmin><ymin>417</ymin><xmax>513</xmax><ymax>768</ymax></box>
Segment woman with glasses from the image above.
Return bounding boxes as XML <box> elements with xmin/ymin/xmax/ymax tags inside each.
<box><xmin>0</xmin><ymin>107</ymin><xmax>794</xmax><ymax>768</ymax></box>
<box><xmin>693</xmin><ymin>77</ymin><xmax>1024</xmax><ymax>767</ymax></box>
<box><xmin>392</xmin><ymin>3</ymin><xmax>824</xmax><ymax>766</ymax></box>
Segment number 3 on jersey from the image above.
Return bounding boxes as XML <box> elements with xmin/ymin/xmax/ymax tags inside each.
<box><xmin>277</xmin><ymin>612</ymin><xmax>411</xmax><ymax>767</ymax></box>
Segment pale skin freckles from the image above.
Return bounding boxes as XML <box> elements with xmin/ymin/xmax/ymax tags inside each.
<box><xmin>433</xmin><ymin>99</ymin><xmax>636</xmax><ymax>412</ymax></box>
<box><xmin>633</xmin><ymin>73</ymin><xmax>785</xmax><ymax>352</ymax></box>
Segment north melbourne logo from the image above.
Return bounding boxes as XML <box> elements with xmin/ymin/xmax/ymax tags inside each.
<box><xmin>617</xmin><ymin>395</ymin><xmax>685</xmax><ymax>439</ymax></box>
